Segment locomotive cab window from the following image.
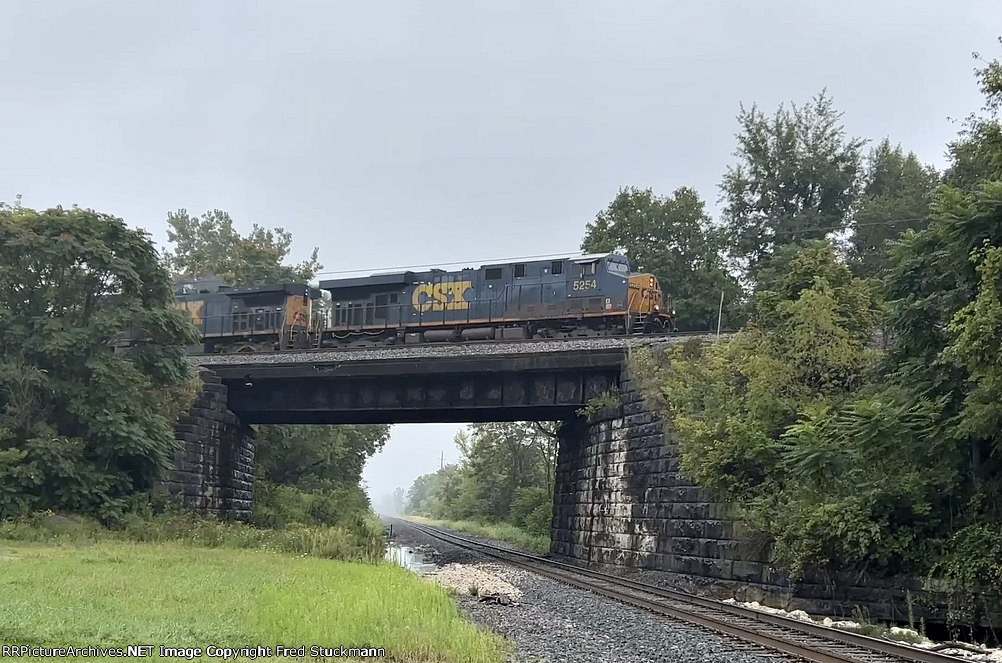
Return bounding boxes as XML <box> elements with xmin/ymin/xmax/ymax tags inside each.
<box><xmin>551</xmin><ymin>261</ymin><xmax>563</xmax><ymax>275</ymax></box>
<box><xmin>581</xmin><ymin>262</ymin><xmax>597</xmax><ymax>276</ymax></box>
<box><xmin>486</xmin><ymin>267</ymin><xmax>502</xmax><ymax>280</ymax></box>
<box><xmin>513</xmin><ymin>264</ymin><xmax>525</xmax><ymax>278</ymax></box>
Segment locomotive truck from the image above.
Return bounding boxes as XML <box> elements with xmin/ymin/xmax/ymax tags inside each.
<box><xmin>172</xmin><ymin>251</ymin><xmax>675</xmax><ymax>352</ymax></box>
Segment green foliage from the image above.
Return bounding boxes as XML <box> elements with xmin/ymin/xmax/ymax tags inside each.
<box><xmin>930</xmin><ymin>524</ymin><xmax>1002</xmax><ymax>604</ymax></box>
<box><xmin>0</xmin><ymin>508</ymin><xmax>387</xmax><ymax>563</ymax></box>
<box><xmin>405</xmin><ymin>422</ymin><xmax>558</xmax><ymax>540</ymax></box>
<box><xmin>577</xmin><ymin>387</ymin><xmax>621</xmax><ymax>419</ymax></box>
<box><xmin>582</xmin><ymin>187</ymin><xmax>746</xmax><ymax>329</ymax></box>
<box><xmin>943</xmin><ymin>241</ymin><xmax>1002</xmax><ymax>447</ymax></box>
<box><xmin>629</xmin><ymin>48</ymin><xmax>1002</xmax><ymax>608</ymax></box>
<box><xmin>0</xmin><ymin>205</ymin><xmax>200</xmax><ymax>522</ymax></box>
<box><xmin>165</xmin><ymin>209</ymin><xmax>322</xmax><ymax>286</ymax></box>
<box><xmin>509</xmin><ymin>486</ymin><xmax>553</xmax><ymax>536</ymax></box>
<box><xmin>945</xmin><ymin>38</ymin><xmax>1002</xmax><ymax>188</ymax></box>
<box><xmin>850</xmin><ymin>139</ymin><xmax>941</xmax><ymax>277</ymax></box>
<box><xmin>164</xmin><ymin>210</ymin><xmax>389</xmax><ymax>535</ymax></box>
<box><xmin>252</xmin><ymin>480</ymin><xmax>373</xmax><ymax>530</ymax></box>
<box><xmin>253</xmin><ymin>424</ymin><xmax>389</xmax><ymax>490</ymax></box>
<box><xmin>248</xmin><ymin>420</ymin><xmax>389</xmax><ymax>535</ymax></box>
<box><xmin>407</xmin><ymin>515</ymin><xmax>550</xmax><ymax>554</ymax></box>
<box><xmin>721</xmin><ymin>90</ymin><xmax>865</xmax><ymax>279</ymax></box>
<box><xmin>632</xmin><ymin>241</ymin><xmax>937</xmax><ymax>576</ymax></box>
<box><xmin>880</xmin><ymin>47</ymin><xmax>1002</xmax><ymax>552</ymax></box>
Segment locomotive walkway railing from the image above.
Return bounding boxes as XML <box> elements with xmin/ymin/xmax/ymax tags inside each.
<box><xmin>182</xmin><ymin>284</ymin><xmax>624</xmax><ymax>339</ymax></box>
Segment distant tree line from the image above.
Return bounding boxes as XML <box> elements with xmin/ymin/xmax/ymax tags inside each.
<box><xmin>402</xmin><ymin>423</ymin><xmax>559</xmax><ymax>536</ymax></box>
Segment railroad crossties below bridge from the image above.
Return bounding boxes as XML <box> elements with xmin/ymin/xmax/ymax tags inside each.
<box><xmin>165</xmin><ymin>335</ymin><xmax>999</xmax><ymax>629</ymax></box>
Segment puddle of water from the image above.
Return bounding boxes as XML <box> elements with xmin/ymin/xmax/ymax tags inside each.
<box><xmin>385</xmin><ymin>544</ymin><xmax>437</xmax><ymax>574</ymax></box>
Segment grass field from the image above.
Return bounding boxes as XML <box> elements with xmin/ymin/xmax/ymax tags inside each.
<box><xmin>0</xmin><ymin>540</ymin><xmax>508</xmax><ymax>662</ymax></box>
<box><xmin>404</xmin><ymin>515</ymin><xmax>550</xmax><ymax>554</ymax></box>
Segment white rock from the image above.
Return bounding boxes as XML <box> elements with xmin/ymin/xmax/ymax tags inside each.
<box><xmin>423</xmin><ymin>562</ymin><xmax>523</xmax><ymax>599</ymax></box>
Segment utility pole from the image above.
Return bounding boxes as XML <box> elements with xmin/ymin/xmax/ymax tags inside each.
<box><xmin>717</xmin><ymin>290</ymin><xmax>724</xmax><ymax>337</ymax></box>
<box><xmin>440</xmin><ymin>450</ymin><xmax>444</xmax><ymax>471</ymax></box>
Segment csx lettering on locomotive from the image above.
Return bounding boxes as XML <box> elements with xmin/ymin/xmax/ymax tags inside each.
<box><xmin>412</xmin><ymin>281</ymin><xmax>473</xmax><ymax>312</ymax></box>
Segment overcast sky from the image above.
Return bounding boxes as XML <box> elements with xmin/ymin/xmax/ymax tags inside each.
<box><xmin>2</xmin><ymin>1</ymin><xmax>998</xmax><ymax>503</ymax></box>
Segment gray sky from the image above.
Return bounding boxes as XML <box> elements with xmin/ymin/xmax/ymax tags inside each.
<box><xmin>2</xmin><ymin>1</ymin><xmax>998</xmax><ymax>502</ymax></box>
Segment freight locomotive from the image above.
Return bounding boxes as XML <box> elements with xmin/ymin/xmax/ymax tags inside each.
<box><xmin>172</xmin><ymin>251</ymin><xmax>674</xmax><ymax>353</ymax></box>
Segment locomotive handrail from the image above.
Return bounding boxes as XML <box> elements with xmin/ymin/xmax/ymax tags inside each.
<box><xmin>181</xmin><ymin>289</ymin><xmax>633</xmax><ymax>339</ymax></box>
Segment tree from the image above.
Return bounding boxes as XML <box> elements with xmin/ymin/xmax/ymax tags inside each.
<box><xmin>627</xmin><ymin>45</ymin><xmax>1002</xmax><ymax>606</ymax></box>
<box><xmin>582</xmin><ymin>187</ymin><xmax>745</xmax><ymax>330</ymax></box>
<box><xmin>944</xmin><ymin>38</ymin><xmax>1002</xmax><ymax>189</ymax></box>
<box><xmin>629</xmin><ymin>240</ymin><xmax>952</xmax><ymax>577</ymax></box>
<box><xmin>391</xmin><ymin>487</ymin><xmax>406</xmax><ymax>515</ymax></box>
<box><xmin>162</xmin><ymin>208</ymin><xmax>388</xmax><ymax>525</ymax></box>
<box><xmin>0</xmin><ymin>205</ymin><xmax>200</xmax><ymax>520</ymax></box>
<box><xmin>404</xmin><ymin>422</ymin><xmax>559</xmax><ymax>535</ymax></box>
<box><xmin>165</xmin><ymin>209</ymin><xmax>322</xmax><ymax>285</ymax></box>
<box><xmin>254</xmin><ymin>425</ymin><xmax>388</xmax><ymax>491</ymax></box>
<box><xmin>720</xmin><ymin>91</ymin><xmax>865</xmax><ymax>280</ymax></box>
<box><xmin>850</xmin><ymin>139</ymin><xmax>940</xmax><ymax>277</ymax></box>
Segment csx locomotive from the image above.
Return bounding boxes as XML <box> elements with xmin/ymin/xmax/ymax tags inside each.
<box><xmin>173</xmin><ymin>252</ymin><xmax>674</xmax><ymax>353</ymax></box>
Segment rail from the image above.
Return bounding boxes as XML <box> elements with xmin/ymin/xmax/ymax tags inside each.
<box><xmin>401</xmin><ymin>520</ymin><xmax>968</xmax><ymax>663</ymax></box>
<box><xmin>187</xmin><ymin>330</ymin><xmax>736</xmax><ymax>357</ymax></box>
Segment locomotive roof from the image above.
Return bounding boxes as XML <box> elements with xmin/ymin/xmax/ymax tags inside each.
<box><xmin>221</xmin><ymin>283</ymin><xmax>323</xmax><ymax>298</ymax></box>
<box><xmin>318</xmin><ymin>251</ymin><xmax>625</xmax><ymax>291</ymax></box>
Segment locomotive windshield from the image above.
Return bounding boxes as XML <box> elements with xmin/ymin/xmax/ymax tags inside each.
<box><xmin>607</xmin><ymin>261</ymin><xmax>629</xmax><ymax>274</ymax></box>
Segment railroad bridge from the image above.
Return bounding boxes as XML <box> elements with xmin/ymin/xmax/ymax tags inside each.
<box><xmin>167</xmin><ymin>333</ymin><xmax>979</xmax><ymax>628</ymax></box>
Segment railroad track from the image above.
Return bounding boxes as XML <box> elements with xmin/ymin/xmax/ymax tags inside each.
<box><xmin>189</xmin><ymin>329</ymin><xmax>736</xmax><ymax>357</ymax></box>
<box><xmin>403</xmin><ymin>520</ymin><xmax>968</xmax><ymax>663</ymax></box>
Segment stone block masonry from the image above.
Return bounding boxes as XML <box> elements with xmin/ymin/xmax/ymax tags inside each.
<box><xmin>551</xmin><ymin>370</ymin><xmax>768</xmax><ymax>583</ymax></box>
<box><xmin>160</xmin><ymin>368</ymin><xmax>255</xmax><ymax>520</ymax></box>
<box><xmin>550</xmin><ymin>361</ymin><xmax>1002</xmax><ymax>628</ymax></box>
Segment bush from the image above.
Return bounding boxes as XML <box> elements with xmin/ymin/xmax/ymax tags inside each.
<box><xmin>508</xmin><ymin>486</ymin><xmax>551</xmax><ymax>535</ymax></box>
<box><xmin>251</xmin><ymin>481</ymin><xmax>372</xmax><ymax>530</ymax></box>
<box><xmin>0</xmin><ymin>206</ymin><xmax>201</xmax><ymax>522</ymax></box>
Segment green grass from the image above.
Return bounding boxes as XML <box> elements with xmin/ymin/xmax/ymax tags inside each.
<box><xmin>405</xmin><ymin>515</ymin><xmax>550</xmax><ymax>554</ymax></box>
<box><xmin>0</xmin><ymin>511</ymin><xmax>386</xmax><ymax>563</ymax></box>
<box><xmin>0</xmin><ymin>540</ymin><xmax>509</xmax><ymax>662</ymax></box>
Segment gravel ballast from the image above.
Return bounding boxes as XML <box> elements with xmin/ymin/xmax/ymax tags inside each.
<box><xmin>385</xmin><ymin>518</ymin><xmax>789</xmax><ymax>663</ymax></box>
<box><xmin>191</xmin><ymin>333</ymin><xmax>724</xmax><ymax>366</ymax></box>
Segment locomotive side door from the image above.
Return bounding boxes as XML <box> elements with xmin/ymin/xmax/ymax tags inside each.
<box><xmin>567</xmin><ymin>258</ymin><xmax>600</xmax><ymax>314</ymax></box>
<box><xmin>545</xmin><ymin>259</ymin><xmax>568</xmax><ymax>317</ymax></box>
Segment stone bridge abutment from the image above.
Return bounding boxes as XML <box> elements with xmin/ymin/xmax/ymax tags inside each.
<box><xmin>162</xmin><ymin>368</ymin><xmax>255</xmax><ymax>520</ymax></box>
<box><xmin>551</xmin><ymin>362</ymin><xmax>770</xmax><ymax>586</ymax></box>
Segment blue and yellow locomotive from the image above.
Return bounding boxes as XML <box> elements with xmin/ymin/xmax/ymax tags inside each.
<box><xmin>173</xmin><ymin>276</ymin><xmax>323</xmax><ymax>353</ymax></box>
<box><xmin>317</xmin><ymin>251</ymin><xmax>674</xmax><ymax>348</ymax></box>
<box><xmin>173</xmin><ymin>252</ymin><xmax>674</xmax><ymax>352</ymax></box>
